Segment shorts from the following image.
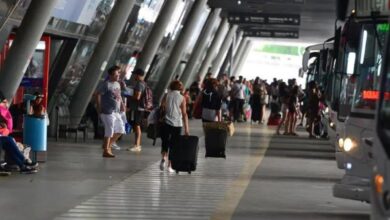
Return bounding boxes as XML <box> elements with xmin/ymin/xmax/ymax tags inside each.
<box><xmin>100</xmin><ymin>112</ymin><xmax>125</xmax><ymax>138</ymax></box>
<box><xmin>128</xmin><ymin>110</ymin><xmax>145</xmax><ymax>126</ymax></box>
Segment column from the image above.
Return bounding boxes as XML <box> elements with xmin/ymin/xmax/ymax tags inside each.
<box><xmin>196</xmin><ymin>17</ymin><xmax>229</xmax><ymax>82</ymax></box>
<box><xmin>180</xmin><ymin>8</ymin><xmax>221</xmax><ymax>88</ymax></box>
<box><xmin>232</xmin><ymin>37</ymin><xmax>248</xmax><ymax>73</ymax></box>
<box><xmin>234</xmin><ymin>40</ymin><xmax>253</xmax><ymax>77</ymax></box>
<box><xmin>134</xmin><ymin>0</ymin><xmax>181</xmax><ymax>72</ymax></box>
<box><xmin>210</xmin><ymin>24</ymin><xmax>238</xmax><ymax>77</ymax></box>
<box><xmin>218</xmin><ymin>43</ymin><xmax>233</xmax><ymax>77</ymax></box>
<box><xmin>233</xmin><ymin>31</ymin><xmax>244</xmax><ymax>54</ymax></box>
<box><xmin>69</xmin><ymin>0</ymin><xmax>136</xmax><ymax>124</ymax></box>
<box><xmin>154</xmin><ymin>0</ymin><xmax>208</xmax><ymax>102</ymax></box>
<box><xmin>0</xmin><ymin>0</ymin><xmax>58</xmax><ymax>99</ymax></box>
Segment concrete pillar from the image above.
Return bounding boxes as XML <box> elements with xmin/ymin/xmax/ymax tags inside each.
<box><xmin>225</xmin><ymin>32</ymin><xmax>244</xmax><ymax>76</ymax></box>
<box><xmin>218</xmin><ymin>43</ymin><xmax>233</xmax><ymax>77</ymax></box>
<box><xmin>181</xmin><ymin>8</ymin><xmax>221</xmax><ymax>88</ymax></box>
<box><xmin>135</xmin><ymin>0</ymin><xmax>181</xmax><ymax>72</ymax></box>
<box><xmin>232</xmin><ymin>37</ymin><xmax>248</xmax><ymax>73</ymax></box>
<box><xmin>154</xmin><ymin>0</ymin><xmax>208</xmax><ymax>102</ymax></box>
<box><xmin>69</xmin><ymin>0</ymin><xmax>136</xmax><ymax>124</ymax></box>
<box><xmin>233</xmin><ymin>31</ymin><xmax>244</xmax><ymax>54</ymax></box>
<box><xmin>0</xmin><ymin>0</ymin><xmax>58</xmax><ymax>99</ymax></box>
<box><xmin>210</xmin><ymin>24</ymin><xmax>238</xmax><ymax>77</ymax></box>
<box><xmin>234</xmin><ymin>40</ymin><xmax>253</xmax><ymax>77</ymax></box>
<box><xmin>196</xmin><ymin>17</ymin><xmax>229</xmax><ymax>82</ymax></box>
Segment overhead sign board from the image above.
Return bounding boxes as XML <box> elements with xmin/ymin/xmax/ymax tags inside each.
<box><xmin>355</xmin><ymin>0</ymin><xmax>390</xmax><ymax>16</ymax></box>
<box><xmin>228</xmin><ymin>13</ymin><xmax>300</xmax><ymax>25</ymax></box>
<box><xmin>243</xmin><ymin>29</ymin><xmax>299</xmax><ymax>39</ymax></box>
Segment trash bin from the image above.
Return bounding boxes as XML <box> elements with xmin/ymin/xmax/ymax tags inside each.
<box><xmin>23</xmin><ymin>114</ymin><xmax>47</xmax><ymax>161</ymax></box>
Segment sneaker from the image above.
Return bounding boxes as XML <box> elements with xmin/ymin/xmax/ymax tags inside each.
<box><xmin>159</xmin><ymin>159</ymin><xmax>165</xmax><ymax>171</ymax></box>
<box><xmin>168</xmin><ymin>167</ymin><xmax>175</xmax><ymax>173</ymax></box>
<box><xmin>112</xmin><ymin>143</ymin><xmax>121</xmax><ymax>150</ymax></box>
<box><xmin>24</xmin><ymin>160</ymin><xmax>39</xmax><ymax>168</ymax></box>
<box><xmin>128</xmin><ymin>145</ymin><xmax>142</xmax><ymax>152</ymax></box>
<box><xmin>20</xmin><ymin>166</ymin><xmax>38</xmax><ymax>174</ymax></box>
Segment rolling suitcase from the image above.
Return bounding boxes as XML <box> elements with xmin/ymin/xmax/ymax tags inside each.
<box><xmin>204</xmin><ymin>128</ymin><xmax>228</xmax><ymax>158</ymax></box>
<box><xmin>170</xmin><ymin>135</ymin><xmax>199</xmax><ymax>174</ymax></box>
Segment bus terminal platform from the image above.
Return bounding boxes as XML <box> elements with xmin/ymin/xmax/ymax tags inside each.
<box><xmin>0</xmin><ymin>120</ymin><xmax>369</xmax><ymax>220</ymax></box>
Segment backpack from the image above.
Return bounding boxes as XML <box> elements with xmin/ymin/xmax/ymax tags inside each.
<box><xmin>140</xmin><ymin>82</ymin><xmax>153</xmax><ymax>112</ymax></box>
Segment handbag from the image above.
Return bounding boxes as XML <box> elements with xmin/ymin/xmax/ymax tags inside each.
<box><xmin>203</xmin><ymin>121</ymin><xmax>235</xmax><ymax>137</ymax></box>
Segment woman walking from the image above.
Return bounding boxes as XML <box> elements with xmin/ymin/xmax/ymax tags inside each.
<box><xmin>159</xmin><ymin>80</ymin><xmax>190</xmax><ymax>172</ymax></box>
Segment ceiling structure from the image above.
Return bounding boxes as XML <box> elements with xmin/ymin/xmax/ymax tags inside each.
<box><xmin>207</xmin><ymin>0</ymin><xmax>337</xmax><ymax>44</ymax></box>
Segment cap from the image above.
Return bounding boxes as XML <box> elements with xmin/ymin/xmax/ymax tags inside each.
<box><xmin>132</xmin><ymin>68</ymin><xmax>145</xmax><ymax>76</ymax></box>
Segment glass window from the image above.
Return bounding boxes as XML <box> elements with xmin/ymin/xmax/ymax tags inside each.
<box><xmin>46</xmin><ymin>0</ymin><xmax>116</xmax><ymax>37</ymax></box>
<box><xmin>146</xmin><ymin>0</ymin><xmax>195</xmax><ymax>90</ymax></box>
<box><xmin>48</xmin><ymin>40</ymin><xmax>96</xmax><ymax>112</ymax></box>
<box><xmin>334</xmin><ymin>44</ymin><xmax>356</xmax><ymax>119</ymax></box>
<box><xmin>119</xmin><ymin>0</ymin><xmax>164</xmax><ymax>47</ymax></box>
<box><xmin>352</xmin><ymin>23</ymin><xmax>387</xmax><ymax>113</ymax></box>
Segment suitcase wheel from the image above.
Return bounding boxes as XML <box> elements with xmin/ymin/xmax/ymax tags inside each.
<box><xmin>188</xmin><ymin>171</ymin><xmax>191</xmax><ymax>174</ymax></box>
<box><xmin>176</xmin><ymin>171</ymin><xmax>179</xmax><ymax>174</ymax></box>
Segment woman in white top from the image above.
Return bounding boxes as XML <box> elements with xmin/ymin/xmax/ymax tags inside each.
<box><xmin>160</xmin><ymin>80</ymin><xmax>189</xmax><ymax>172</ymax></box>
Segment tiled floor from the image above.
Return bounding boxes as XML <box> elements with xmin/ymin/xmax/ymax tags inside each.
<box><xmin>0</xmin><ymin>121</ymin><xmax>369</xmax><ymax>220</ymax></box>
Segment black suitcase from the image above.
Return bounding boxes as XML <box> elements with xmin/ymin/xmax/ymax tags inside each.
<box><xmin>170</xmin><ymin>135</ymin><xmax>199</xmax><ymax>174</ymax></box>
<box><xmin>204</xmin><ymin>128</ymin><xmax>228</xmax><ymax>158</ymax></box>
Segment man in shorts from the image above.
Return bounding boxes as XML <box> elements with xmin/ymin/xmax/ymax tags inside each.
<box><xmin>96</xmin><ymin>65</ymin><xmax>125</xmax><ymax>158</ymax></box>
<box><xmin>127</xmin><ymin>68</ymin><xmax>146</xmax><ymax>152</ymax></box>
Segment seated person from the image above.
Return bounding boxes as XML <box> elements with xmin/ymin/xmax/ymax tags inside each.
<box><xmin>0</xmin><ymin>92</ymin><xmax>37</xmax><ymax>174</ymax></box>
<box><xmin>29</xmin><ymin>92</ymin><xmax>46</xmax><ymax>117</ymax></box>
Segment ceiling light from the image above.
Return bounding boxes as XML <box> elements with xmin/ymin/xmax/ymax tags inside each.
<box><xmin>238</xmin><ymin>0</ymin><xmax>242</xmax><ymax>5</ymax></box>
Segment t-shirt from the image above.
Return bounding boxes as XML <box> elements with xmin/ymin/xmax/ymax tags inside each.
<box><xmin>164</xmin><ymin>91</ymin><xmax>184</xmax><ymax>127</ymax></box>
<box><xmin>201</xmin><ymin>89</ymin><xmax>222</xmax><ymax>110</ymax></box>
<box><xmin>128</xmin><ymin>81</ymin><xmax>146</xmax><ymax>111</ymax></box>
<box><xmin>98</xmin><ymin>81</ymin><xmax>121</xmax><ymax>114</ymax></box>
<box><xmin>231</xmin><ymin>83</ymin><xmax>245</xmax><ymax>100</ymax></box>
<box><xmin>201</xmin><ymin>89</ymin><xmax>223</xmax><ymax>121</ymax></box>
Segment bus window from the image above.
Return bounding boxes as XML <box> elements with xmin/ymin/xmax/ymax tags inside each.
<box><xmin>337</xmin><ymin>50</ymin><xmax>356</xmax><ymax>120</ymax></box>
<box><xmin>352</xmin><ymin>23</ymin><xmax>387</xmax><ymax>113</ymax></box>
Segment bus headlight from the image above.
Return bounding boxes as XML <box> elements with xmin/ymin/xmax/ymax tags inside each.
<box><xmin>338</xmin><ymin>138</ymin><xmax>344</xmax><ymax>149</ymax></box>
<box><xmin>343</xmin><ymin>138</ymin><xmax>355</xmax><ymax>152</ymax></box>
<box><xmin>375</xmin><ymin>174</ymin><xmax>384</xmax><ymax>194</ymax></box>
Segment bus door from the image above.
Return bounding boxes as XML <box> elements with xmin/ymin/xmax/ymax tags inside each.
<box><xmin>371</xmin><ymin>31</ymin><xmax>390</xmax><ymax>218</ymax></box>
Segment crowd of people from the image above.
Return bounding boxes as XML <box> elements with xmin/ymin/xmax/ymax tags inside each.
<box><xmin>186</xmin><ymin>74</ymin><xmax>327</xmax><ymax>138</ymax></box>
<box><xmin>0</xmin><ymin>64</ymin><xmax>328</xmax><ymax>175</ymax></box>
<box><xmin>94</xmin><ymin>66</ymin><xmax>328</xmax><ymax>171</ymax></box>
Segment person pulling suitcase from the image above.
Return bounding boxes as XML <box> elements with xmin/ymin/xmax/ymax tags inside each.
<box><xmin>200</xmin><ymin>78</ymin><xmax>231</xmax><ymax>158</ymax></box>
<box><xmin>159</xmin><ymin>80</ymin><xmax>191</xmax><ymax>173</ymax></box>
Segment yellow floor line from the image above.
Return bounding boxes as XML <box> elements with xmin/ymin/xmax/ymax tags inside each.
<box><xmin>211</xmin><ymin>127</ymin><xmax>272</xmax><ymax>220</ymax></box>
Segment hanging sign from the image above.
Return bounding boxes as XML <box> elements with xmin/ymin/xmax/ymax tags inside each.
<box><xmin>243</xmin><ymin>29</ymin><xmax>299</xmax><ymax>39</ymax></box>
<box><xmin>228</xmin><ymin>13</ymin><xmax>300</xmax><ymax>25</ymax></box>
